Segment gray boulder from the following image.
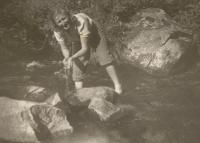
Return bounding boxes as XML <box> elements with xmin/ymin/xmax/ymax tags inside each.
<box><xmin>0</xmin><ymin>97</ymin><xmax>73</xmax><ymax>143</ymax></box>
<box><xmin>120</xmin><ymin>8</ymin><xmax>196</xmax><ymax>75</ymax></box>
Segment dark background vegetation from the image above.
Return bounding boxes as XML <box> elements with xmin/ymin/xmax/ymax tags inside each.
<box><xmin>0</xmin><ymin>0</ymin><xmax>200</xmax><ymax>62</ymax></box>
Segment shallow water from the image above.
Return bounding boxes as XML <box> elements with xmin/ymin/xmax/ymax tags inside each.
<box><xmin>0</xmin><ymin>61</ymin><xmax>200</xmax><ymax>143</ymax></box>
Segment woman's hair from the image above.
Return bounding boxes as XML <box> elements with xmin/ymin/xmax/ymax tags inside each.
<box><xmin>50</xmin><ymin>8</ymin><xmax>71</xmax><ymax>32</ymax></box>
<box><xmin>53</xmin><ymin>8</ymin><xmax>70</xmax><ymax>22</ymax></box>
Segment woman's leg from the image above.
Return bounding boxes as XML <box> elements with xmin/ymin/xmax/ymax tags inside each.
<box><xmin>105</xmin><ymin>64</ymin><xmax>122</xmax><ymax>94</ymax></box>
<box><xmin>94</xmin><ymin>25</ymin><xmax>122</xmax><ymax>94</ymax></box>
<box><xmin>74</xmin><ymin>81</ymin><xmax>83</xmax><ymax>89</ymax></box>
<box><xmin>72</xmin><ymin>58</ymin><xmax>87</xmax><ymax>90</ymax></box>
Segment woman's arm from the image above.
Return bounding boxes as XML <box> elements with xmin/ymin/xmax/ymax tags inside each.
<box><xmin>71</xmin><ymin>36</ymin><xmax>89</xmax><ymax>59</ymax></box>
<box><xmin>66</xmin><ymin>36</ymin><xmax>89</xmax><ymax>68</ymax></box>
<box><xmin>58</xmin><ymin>40</ymin><xmax>70</xmax><ymax>59</ymax></box>
<box><xmin>54</xmin><ymin>31</ymin><xmax>70</xmax><ymax>59</ymax></box>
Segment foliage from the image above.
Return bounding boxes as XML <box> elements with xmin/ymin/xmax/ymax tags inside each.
<box><xmin>0</xmin><ymin>0</ymin><xmax>200</xmax><ymax>61</ymax></box>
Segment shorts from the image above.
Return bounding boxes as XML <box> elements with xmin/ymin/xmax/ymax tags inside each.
<box><xmin>72</xmin><ymin>22</ymin><xmax>113</xmax><ymax>81</ymax></box>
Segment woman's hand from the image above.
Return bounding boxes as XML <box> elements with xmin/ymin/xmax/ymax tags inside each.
<box><xmin>63</xmin><ymin>57</ymin><xmax>73</xmax><ymax>69</ymax></box>
<box><xmin>67</xmin><ymin>57</ymin><xmax>73</xmax><ymax>69</ymax></box>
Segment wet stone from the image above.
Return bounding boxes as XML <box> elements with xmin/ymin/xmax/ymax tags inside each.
<box><xmin>88</xmin><ymin>97</ymin><xmax>121</xmax><ymax>121</ymax></box>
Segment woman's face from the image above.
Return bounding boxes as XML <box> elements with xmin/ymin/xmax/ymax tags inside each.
<box><xmin>55</xmin><ymin>14</ymin><xmax>71</xmax><ymax>30</ymax></box>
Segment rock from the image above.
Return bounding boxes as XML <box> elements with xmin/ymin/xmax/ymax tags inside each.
<box><xmin>30</xmin><ymin>104</ymin><xmax>73</xmax><ymax>138</ymax></box>
<box><xmin>26</xmin><ymin>61</ymin><xmax>45</xmax><ymax>71</ymax></box>
<box><xmin>0</xmin><ymin>97</ymin><xmax>73</xmax><ymax>143</ymax></box>
<box><xmin>88</xmin><ymin>100</ymin><xmax>136</xmax><ymax>122</ymax></box>
<box><xmin>120</xmin><ymin>8</ymin><xmax>196</xmax><ymax>75</ymax></box>
<box><xmin>46</xmin><ymin>93</ymin><xmax>72</xmax><ymax>115</ymax></box>
<box><xmin>66</xmin><ymin>86</ymin><xmax>117</xmax><ymax>107</ymax></box>
<box><xmin>88</xmin><ymin>97</ymin><xmax>120</xmax><ymax>121</ymax></box>
<box><xmin>45</xmin><ymin>92</ymin><xmax>62</xmax><ymax>106</ymax></box>
<box><xmin>24</xmin><ymin>85</ymin><xmax>57</xmax><ymax>102</ymax></box>
<box><xmin>0</xmin><ymin>84</ymin><xmax>63</xmax><ymax>104</ymax></box>
<box><xmin>26</xmin><ymin>61</ymin><xmax>62</xmax><ymax>73</ymax></box>
<box><xmin>3</xmin><ymin>85</ymin><xmax>59</xmax><ymax>102</ymax></box>
<box><xmin>24</xmin><ymin>85</ymin><xmax>72</xmax><ymax>115</ymax></box>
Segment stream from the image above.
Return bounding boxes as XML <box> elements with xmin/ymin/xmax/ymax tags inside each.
<box><xmin>0</xmin><ymin>61</ymin><xmax>200</xmax><ymax>143</ymax></box>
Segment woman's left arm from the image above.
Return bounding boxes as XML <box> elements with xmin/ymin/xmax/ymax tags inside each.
<box><xmin>71</xmin><ymin>36</ymin><xmax>89</xmax><ymax>59</ymax></box>
<box><xmin>67</xmin><ymin>36</ymin><xmax>89</xmax><ymax>67</ymax></box>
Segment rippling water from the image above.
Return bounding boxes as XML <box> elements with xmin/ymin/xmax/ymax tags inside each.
<box><xmin>1</xmin><ymin>61</ymin><xmax>200</xmax><ymax>143</ymax></box>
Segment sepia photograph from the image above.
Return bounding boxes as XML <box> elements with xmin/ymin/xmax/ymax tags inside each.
<box><xmin>0</xmin><ymin>0</ymin><xmax>200</xmax><ymax>143</ymax></box>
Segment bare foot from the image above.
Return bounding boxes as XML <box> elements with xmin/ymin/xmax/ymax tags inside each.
<box><xmin>115</xmin><ymin>84</ymin><xmax>123</xmax><ymax>95</ymax></box>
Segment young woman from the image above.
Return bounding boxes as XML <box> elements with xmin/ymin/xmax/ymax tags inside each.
<box><xmin>52</xmin><ymin>8</ymin><xmax>122</xmax><ymax>94</ymax></box>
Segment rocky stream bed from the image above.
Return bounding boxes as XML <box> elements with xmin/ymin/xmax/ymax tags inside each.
<box><xmin>0</xmin><ymin>60</ymin><xmax>200</xmax><ymax>143</ymax></box>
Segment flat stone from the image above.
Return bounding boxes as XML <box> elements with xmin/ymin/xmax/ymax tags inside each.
<box><xmin>88</xmin><ymin>97</ymin><xmax>120</xmax><ymax>121</ymax></box>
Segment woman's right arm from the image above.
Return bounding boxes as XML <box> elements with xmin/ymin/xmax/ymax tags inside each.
<box><xmin>58</xmin><ymin>40</ymin><xmax>70</xmax><ymax>59</ymax></box>
<box><xmin>54</xmin><ymin>31</ymin><xmax>70</xmax><ymax>59</ymax></box>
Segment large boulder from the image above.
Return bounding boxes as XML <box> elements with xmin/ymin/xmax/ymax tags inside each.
<box><xmin>119</xmin><ymin>8</ymin><xmax>196</xmax><ymax>75</ymax></box>
<box><xmin>0</xmin><ymin>97</ymin><xmax>73</xmax><ymax>143</ymax></box>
